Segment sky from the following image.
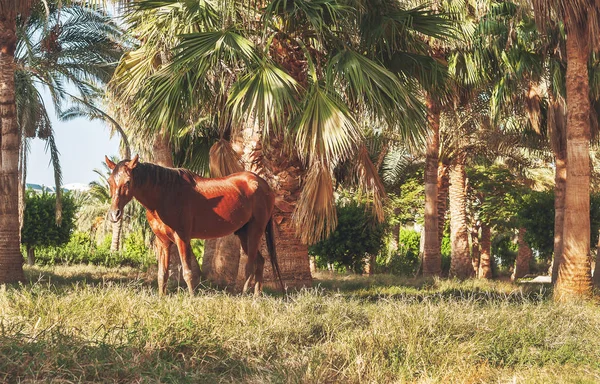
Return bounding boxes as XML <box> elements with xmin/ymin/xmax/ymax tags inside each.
<box><xmin>26</xmin><ymin>90</ymin><xmax>121</xmax><ymax>187</ymax></box>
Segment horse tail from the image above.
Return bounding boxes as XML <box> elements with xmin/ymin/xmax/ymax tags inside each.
<box><xmin>265</xmin><ymin>217</ymin><xmax>284</xmax><ymax>292</ymax></box>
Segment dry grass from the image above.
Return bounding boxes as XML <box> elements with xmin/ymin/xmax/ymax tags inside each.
<box><xmin>0</xmin><ymin>265</ymin><xmax>599</xmax><ymax>383</ymax></box>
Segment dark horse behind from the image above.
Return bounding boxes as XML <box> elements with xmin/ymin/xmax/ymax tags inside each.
<box><xmin>105</xmin><ymin>155</ymin><xmax>283</xmax><ymax>296</ymax></box>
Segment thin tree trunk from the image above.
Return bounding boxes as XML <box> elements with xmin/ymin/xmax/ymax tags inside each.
<box><xmin>389</xmin><ymin>207</ymin><xmax>401</xmax><ymax>253</ymax></box>
<box><xmin>423</xmin><ymin>95</ymin><xmax>441</xmax><ymax>276</ymax></box>
<box><xmin>449</xmin><ymin>159</ymin><xmax>472</xmax><ymax>279</ymax></box>
<box><xmin>437</xmin><ymin>163</ymin><xmax>450</xmax><ymax>247</ymax></box>
<box><xmin>110</xmin><ymin>219</ymin><xmax>122</xmax><ymax>252</ymax></box>
<box><xmin>26</xmin><ymin>246</ymin><xmax>34</xmax><ymax>266</ymax></box>
<box><xmin>593</xmin><ymin>229</ymin><xmax>600</xmax><ymax>288</ymax></box>
<box><xmin>0</xmin><ymin>21</ymin><xmax>25</xmax><ymax>283</ymax></box>
<box><xmin>479</xmin><ymin>224</ymin><xmax>492</xmax><ymax>279</ymax></box>
<box><xmin>152</xmin><ymin>133</ymin><xmax>201</xmax><ymax>286</ymax></box>
<box><xmin>470</xmin><ymin>225</ymin><xmax>480</xmax><ymax>275</ymax></box>
<box><xmin>549</xmin><ymin>90</ymin><xmax>567</xmax><ymax>283</ymax></box>
<box><xmin>555</xmin><ymin>30</ymin><xmax>592</xmax><ymax>300</ymax></box>
<box><xmin>513</xmin><ymin>227</ymin><xmax>532</xmax><ymax>280</ymax></box>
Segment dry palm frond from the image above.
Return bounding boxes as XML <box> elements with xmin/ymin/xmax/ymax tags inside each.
<box><xmin>293</xmin><ymin>161</ymin><xmax>336</xmax><ymax>244</ymax></box>
<box><xmin>355</xmin><ymin>144</ymin><xmax>386</xmax><ymax>223</ymax></box>
<box><xmin>525</xmin><ymin>83</ymin><xmax>542</xmax><ymax>134</ymax></box>
<box><xmin>209</xmin><ymin>139</ymin><xmax>244</xmax><ymax>177</ymax></box>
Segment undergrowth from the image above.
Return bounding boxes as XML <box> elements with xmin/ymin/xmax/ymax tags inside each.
<box><xmin>0</xmin><ymin>266</ymin><xmax>598</xmax><ymax>383</ymax></box>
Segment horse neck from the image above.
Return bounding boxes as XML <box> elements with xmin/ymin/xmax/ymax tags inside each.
<box><xmin>132</xmin><ymin>184</ymin><xmax>163</xmax><ymax>212</ymax></box>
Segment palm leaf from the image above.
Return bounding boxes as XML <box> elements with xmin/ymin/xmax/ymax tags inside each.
<box><xmin>293</xmin><ymin>161</ymin><xmax>336</xmax><ymax>244</ymax></box>
<box><xmin>294</xmin><ymin>85</ymin><xmax>360</xmax><ymax>165</ymax></box>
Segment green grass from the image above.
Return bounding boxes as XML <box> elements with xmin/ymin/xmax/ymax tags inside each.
<box><xmin>1</xmin><ymin>266</ymin><xmax>599</xmax><ymax>383</ymax></box>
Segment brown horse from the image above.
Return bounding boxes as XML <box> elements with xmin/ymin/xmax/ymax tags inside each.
<box><xmin>105</xmin><ymin>155</ymin><xmax>283</xmax><ymax>296</ymax></box>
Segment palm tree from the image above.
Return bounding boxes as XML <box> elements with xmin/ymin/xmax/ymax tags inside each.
<box><xmin>533</xmin><ymin>1</ymin><xmax>599</xmax><ymax>299</ymax></box>
<box><xmin>0</xmin><ymin>0</ymin><xmax>31</xmax><ymax>283</ymax></box>
<box><xmin>16</xmin><ymin>2</ymin><xmax>124</xmax><ymax>217</ymax></box>
<box><xmin>0</xmin><ymin>0</ymin><xmax>123</xmax><ymax>283</ymax></box>
<box><xmin>111</xmin><ymin>0</ymin><xmax>452</xmax><ymax>289</ymax></box>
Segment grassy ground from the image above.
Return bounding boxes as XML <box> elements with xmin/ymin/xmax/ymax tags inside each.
<box><xmin>1</xmin><ymin>266</ymin><xmax>599</xmax><ymax>383</ymax></box>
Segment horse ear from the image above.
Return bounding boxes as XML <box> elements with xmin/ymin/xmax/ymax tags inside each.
<box><xmin>128</xmin><ymin>154</ymin><xmax>139</xmax><ymax>169</ymax></box>
<box><xmin>105</xmin><ymin>155</ymin><xmax>116</xmax><ymax>170</ymax></box>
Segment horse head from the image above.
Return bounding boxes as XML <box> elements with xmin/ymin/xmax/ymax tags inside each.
<box><xmin>105</xmin><ymin>154</ymin><xmax>139</xmax><ymax>222</ymax></box>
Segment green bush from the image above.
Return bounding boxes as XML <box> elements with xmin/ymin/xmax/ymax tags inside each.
<box><xmin>441</xmin><ymin>235</ymin><xmax>451</xmax><ymax>274</ymax></box>
<box><xmin>21</xmin><ymin>191</ymin><xmax>78</xmax><ymax>262</ymax></box>
<box><xmin>492</xmin><ymin>232</ymin><xmax>518</xmax><ymax>271</ymax></box>
<box><xmin>310</xmin><ymin>201</ymin><xmax>386</xmax><ymax>273</ymax></box>
<box><xmin>32</xmin><ymin>231</ymin><xmax>155</xmax><ymax>268</ymax></box>
<box><xmin>376</xmin><ymin>229</ymin><xmax>420</xmax><ymax>275</ymax></box>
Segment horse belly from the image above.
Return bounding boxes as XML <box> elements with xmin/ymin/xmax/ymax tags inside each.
<box><xmin>190</xmin><ymin>204</ymin><xmax>250</xmax><ymax>240</ymax></box>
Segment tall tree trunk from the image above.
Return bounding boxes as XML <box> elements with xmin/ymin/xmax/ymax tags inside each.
<box><xmin>0</xmin><ymin>20</ymin><xmax>25</xmax><ymax>283</ymax></box>
<box><xmin>423</xmin><ymin>95</ymin><xmax>441</xmax><ymax>276</ymax></box>
<box><xmin>449</xmin><ymin>159</ymin><xmax>472</xmax><ymax>279</ymax></box>
<box><xmin>437</xmin><ymin>163</ymin><xmax>450</xmax><ymax>247</ymax></box>
<box><xmin>513</xmin><ymin>227</ymin><xmax>532</xmax><ymax>280</ymax></box>
<box><xmin>549</xmin><ymin>91</ymin><xmax>567</xmax><ymax>283</ymax></box>
<box><xmin>479</xmin><ymin>224</ymin><xmax>492</xmax><ymax>279</ymax></box>
<box><xmin>152</xmin><ymin>133</ymin><xmax>201</xmax><ymax>286</ymax></box>
<box><xmin>110</xmin><ymin>219</ymin><xmax>122</xmax><ymax>252</ymax></box>
<box><xmin>555</xmin><ymin>30</ymin><xmax>592</xmax><ymax>299</ymax></box>
<box><xmin>470</xmin><ymin>225</ymin><xmax>480</xmax><ymax>275</ymax></box>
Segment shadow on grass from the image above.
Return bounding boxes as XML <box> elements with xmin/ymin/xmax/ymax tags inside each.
<box><xmin>22</xmin><ymin>265</ymin><xmax>158</xmax><ymax>293</ymax></box>
<box><xmin>20</xmin><ymin>265</ymin><xmax>553</xmax><ymax>304</ymax></box>
<box><xmin>0</xmin><ymin>333</ymin><xmax>253</xmax><ymax>383</ymax></box>
<box><xmin>312</xmin><ymin>272</ymin><xmax>553</xmax><ymax>304</ymax></box>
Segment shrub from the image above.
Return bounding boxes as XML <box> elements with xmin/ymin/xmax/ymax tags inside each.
<box><xmin>21</xmin><ymin>191</ymin><xmax>77</xmax><ymax>263</ymax></box>
<box><xmin>376</xmin><ymin>229</ymin><xmax>421</xmax><ymax>275</ymax></box>
<box><xmin>310</xmin><ymin>201</ymin><xmax>386</xmax><ymax>273</ymax></box>
<box><xmin>32</xmin><ymin>231</ymin><xmax>155</xmax><ymax>269</ymax></box>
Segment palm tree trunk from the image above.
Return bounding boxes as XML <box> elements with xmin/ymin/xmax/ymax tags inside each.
<box><xmin>152</xmin><ymin>133</ymin><xmax>201</xmax><ymax>286</ymax></box>
<box><xmin>0</xmin><ymin>20</ymin><xmax>25</xmax><ymax>283</ymax></box>
<box><xmin>449</xmin><ymin>159</ymin><xmax>472</xmax><ymax>279</ymax></box>
<box><xmin>552</xmin><ymin>153</ymin><xmax>566</xmax><ymax>282</ymax></box>
<box><xmin>437</xmin><ymin>162</ymin><xmax>450</xmax><ymax>247</ymax></box>
<box><xmin>549</xmin><ymin>90</ymin><xmax>567</xmax><ymax>283</ymax></box>
<box><xmin>110</xmin><ymin>219</ymin><xmax>122</xmax><ymax>252</ymax></box>
<box><xmin>203</xmin><ymin>128</ymin><xmax>312</xmax><ymax>292</ymax></box>
<box><xmin>261</xmin><ymin>137</ymin><xmax>312</xmax><ymax>289</ymax></box>
<box><xmin>513</xmin><ymin>227</ymin><xmax>532</xmax><ymax>280</ymax></box>
<box><xmin>423</xmin><ymin>95</ymin><xmax>441</xmax><ymax>276</ymax></box>
<box><xmin>555</xmin><ymin>30</ymin><xmax>592</xmax><ymax>299</ymax></box>
<box><xmin>479</xmin><ymin>224</ymin><xmax>492</xmax><ymax>279</ymax></box>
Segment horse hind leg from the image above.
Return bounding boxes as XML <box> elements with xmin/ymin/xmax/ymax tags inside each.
<box><xmin>254</xmin><ymin>251</ymin><xmax>265</xmax><ymax>296</ymax></box>
<box><xmin>236</xmin><ymin>226</ymin><xmax>259</xmax><ymax>295</ymax></box>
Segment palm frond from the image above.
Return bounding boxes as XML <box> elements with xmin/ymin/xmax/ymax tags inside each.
<box><xmin>294</xmin><ymin>85</ymin><xmax>361</xmax><ymax>165</ymax></box>
<box><xmin>209</xmin><ymin>139</ymin><xmax>244</xmax><ymax>177</ymax></box>
<box><xmin>293</xmin><ymin>161</ymin><xmax>336</xmax><ymax>244</ymax></box>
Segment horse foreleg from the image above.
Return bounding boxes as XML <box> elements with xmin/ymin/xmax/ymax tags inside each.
<box><xmin>156</xmin><ymin>239</ymin><xmax>171</xmax><ymax>297</ymax></box>
<box><xmin>174</xmin><ymin>236</ymin><xmax>197</xmax><ymax>296</ymax></box>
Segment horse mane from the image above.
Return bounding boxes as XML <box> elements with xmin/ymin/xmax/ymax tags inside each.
<box><xmin>131</xmin><ymin>162</ymin><xmax>198</xmax><ymax>189</ymax></box>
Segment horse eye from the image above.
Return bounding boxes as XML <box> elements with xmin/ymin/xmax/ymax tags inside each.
<box><xmin>125</xmin><ymin>181</ymin><xmax>131</xmax><ymax>187</ymax></box>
